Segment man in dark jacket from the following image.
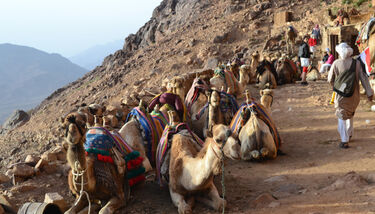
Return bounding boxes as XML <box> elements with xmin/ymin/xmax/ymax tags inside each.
<box><xmin>298</xmin><ymin>36</ymin><xmax>311</xmax><ymax>85</ymax></box>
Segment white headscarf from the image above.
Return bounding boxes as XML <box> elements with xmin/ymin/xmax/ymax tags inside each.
<box><xmin>335</xmin><ymin>43</ymin><xmax>353</xmax><ymax>59</ymax></box>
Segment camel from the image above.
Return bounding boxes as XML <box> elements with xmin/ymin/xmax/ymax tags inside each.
<box><xmin>210</xmin><ymin>67</ymin><xmax>244</xmax><ymax>97</ymax></box>
<box><xmin>104</xmin><ymin>102</ymin><xmax>130</xmax><ymax>126</ymax></box>
<box><xmin>168</xmin><ymin>121</ymin><xmax>240</xmax><ymax>214</ymax></box>
<box><xmin>249</xmin><ymin>52</ymin><xmax>261</xmax><ymax>83</ymax></box>
<box><xmin>62</xmin><ymin>113</ymin><xmax>129</xmax><ymax>214</ymax></box>
<box><xmin>260</xmin><ymin>89</ymin><xmax>274</xmax><ymax>116</ymax></box>
<box><xmin>256</xmin><ymin>60</ymin><xmax>278</xmax><ymax>89</ymax></box>
<box><xmin>239</xmin><ymin>64</ymin><xmax>251</xmax><ymax>85</ymax></box>
<box><xmin>230</xmin><ymin>90</ymin><xmax>280</xmax><ymax>160</ymax></box>
<box><xmin>275</xmin><ymin>57</ymin><xmax>297</xmax><ymax>85</ymax></box>
<box><xmin>76</xmin><ymin>103</ymin><xmax>105</xmax><ymax>127</ymax></box>
<box><xmin>285</xmin><ymin>26</ymin><xmax>297</xmax><ymax>55</ymax></box>
<box><xmin>118</xmin><ymin>101</ymin><xmax>168</xmax><ymax>172</ymax></box>
<box><xmin>306</xmin><ymin>66</ymin><xmax>320</xmax><ymax>81</ymax></box>
<box><xmin>191</xmin><ymin>89</ymin><xmax>225</xmax><ymax>139</ymax></box>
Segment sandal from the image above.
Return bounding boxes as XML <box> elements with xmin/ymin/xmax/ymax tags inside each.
<box><xmin>339</xmin><ymin>142</ymin><xmax>349</xmax><ymax>149</ymax></box>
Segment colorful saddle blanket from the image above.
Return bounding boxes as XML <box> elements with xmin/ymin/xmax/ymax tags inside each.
<box><xmin>185</xmin><ymin>77</ymin><xmax>210</xmax><ymax>113</ymax></box>
<box><xmin>195</xmin><ymin>91</ymin><xmax>239</xmax><ymax>120</ymax></box>
<box><xmin>84</xmin><ymin>127</ymin><xmax>145</xmax><ymax>186</ymax></box>
<box><xmin>126</xmin><ymin>107</ymin><xmax>167</xmax><ymax>165</ymax></box>
<box><xmin>149</xmin><ymin>93</ymin><xmax>187</xmax><ymax>122</ymax></box>
<box><xmin>229</xmin><ymin>102</ymin><xmax>281</xmax><ymax>149</ymax></box>
<box><xmin>156</xmin><ymin>123</ymin><xmax>204</xmax><ymax>186</ymax></box>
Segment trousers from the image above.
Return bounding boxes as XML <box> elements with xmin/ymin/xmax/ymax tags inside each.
<box><xmin>337</xmin><ymin>118</ymin><xmax>353</xmax><ymax>143</ymax></box>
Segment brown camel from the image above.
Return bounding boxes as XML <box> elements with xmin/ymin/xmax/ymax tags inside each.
<box><xmin>275</xmin><ymin>57</ymin><xmax>297</xmax><ymax>85</ymax></box>
<box><xmin>168</xmin><ymin>122</ymin><xmax>240</xmax><ymax>214</ymax></box>
<box><xmin>256</xmin><ymin>60</ymin><xmax>277</xmax><ymax>89</ymax></box>
<box><xmin>231</xmin><ymin>91</ymin><xmax>279</xmax><ymax>160</ymax></box>
<box><xmin>210</xmin><ymin>67</ymin><xmax>244</xmax><ymax>97</ymax></box>
<box><xmin>285</xmin><ymin>26</ymin><xmax>297</xmax><ymax>55</ymax></box>
<box><xmin>62</xmin><ymin>114</ymin><xmax>129</xmax><ymax>214</ymax></box>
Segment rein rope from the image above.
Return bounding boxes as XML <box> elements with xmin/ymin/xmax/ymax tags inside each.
<box><xmin>220</xmin><ymin>142</ymin><xmax>225</xmax><ymax>214</ymax></box>
<box><xmin>72</xmin><ymin>161</ymin><xmax>91</xmax><ymax>214</ymax></box>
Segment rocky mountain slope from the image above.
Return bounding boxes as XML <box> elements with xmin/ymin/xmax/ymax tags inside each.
<box><xmin>0</xmin><ymin>43</ymin><xmax>88</xmax><ymax>124</ymax></box>
<box><xmin>0</xmin><ymin>0</ymin><xmax>370</xmax><ymax>185</ymax></box>
<box><xmin>0</xmin><ymin>0</ymin><xmax>339</xmax><ymax>168</ymax></box>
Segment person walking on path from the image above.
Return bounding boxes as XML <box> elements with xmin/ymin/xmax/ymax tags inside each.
<box><xmin>312</xmin><ymin>24</ymin><xmax>321</xmax><ymax>42</ymax></box>
<box><xmin>308</xmin><ymin>34</ymin><xmax>318</xmax><ymax>59</ymax></box>
<box><xmin>298</xmin><ymin>36</ymin><xmax>311</xmax><ymax>85</ymax></box>
<box><xmin>328</xmin><ymin>43</ymin><xmax>373</xmax><ymax>149</ymax></box>
<box><xmin>319</xmin><ymin>48</ymin><xmax>335</xmax><ymax>73</ymax></box>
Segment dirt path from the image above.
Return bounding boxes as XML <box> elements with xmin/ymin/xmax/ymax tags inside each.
<box><xmin>123</xmin><ymin>81</ymin><xmax>375</xmax><ymax>214</ymax></box>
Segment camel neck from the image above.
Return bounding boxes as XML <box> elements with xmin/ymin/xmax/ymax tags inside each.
<box><xmin>195</xmin><ymin>139</ymin><xmax>222</xmax><ymax>181</ymax></box>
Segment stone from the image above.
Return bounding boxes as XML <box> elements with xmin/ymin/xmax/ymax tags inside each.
<box><xmin>44</xmin><ymin>192</ymin><xmax>68</xmax><ymax>212</ymax></box>
<box><xmin>12</xmin><ymin>164</ymin><xmax>35</xmax><ymax>178</ymax></box>
<box><xmin>35</xmin><ymin>158</ymin><xmax>48</xmax><ymax>171</ymax></box>
<box><xmin>268</xmin><ymin>201</ymin><xmax>281</xmax><ymax>208</ymax></box>
<box><xmin>224</xmin><ymin>5</ymin><xmax>243</xmax><ymax>15</ymax></box>
<box><xmin>25</xmin><ymin>155</ymin><xmax>40</xmax><ymax>166</ymax></box>
<box><xmin>10</xmin><ymin>183</ymin><xmax>37</xmax><ymax>193</ymax></box>
<box><xmin>0</xmin><ymin>173</ymin><xmax>10</xmax><ymax>184</ymax></box>
<box><xmin>51</xmin><ymin>146</ymin><xmax>66</xmax><ymax>161</ymax></box>
<box><xmin>41</xmin><ymin>151</ymin><xmax>57</xmax><ymax>162</ymax></box>
<box><xmin>0</xmin><ymin>195</ymin><xmax>15</xmax><ymax>214</ymax></box>
<box><xmin>264</xmin><ymin>175</ymin><xmax>287</xmax><ymax>183</ymax></box>
<box><xmin>204</xmin><ymin>57</ymin><xmax>219</xmax><ymax>70</ymax></box>
<box><xmin>2</xmin><ymin>110</ymin><xmax>30</xmax><ymax>131</ymax></box>
<box><xmin>273</xmin><ymin>183</ymin><xmax>304</xmax><ymax>198</ymax></box>
<box><xmin>251</xmin><ymin>192</ymin><xmax>277</xmax><ymax>208</ymax></box>
<box><xmin>325</xmin><ymin>171</ymin><xmax>368</xmax><ymax>191</ymax></box>
<box><xmin>43</xmin><ymin>162</ymin><xmax>58</xmax><ymax>174</ymax></box>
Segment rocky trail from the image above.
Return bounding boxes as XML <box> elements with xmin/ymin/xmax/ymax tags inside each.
<box><xmin>123</xmin><ymin>81</ymin><xmax>375</xmax><ymax>214</ymax></box>
<box><xmin>1</xmin><ymin>0</ymin><xmax>375</xmax><ymax>213</ymax></box>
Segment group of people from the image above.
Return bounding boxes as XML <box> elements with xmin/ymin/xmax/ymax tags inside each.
<box><xmin>295</xmin><ymin>23</ymin><xmax>374</xmax><ymax>148</ymax></box>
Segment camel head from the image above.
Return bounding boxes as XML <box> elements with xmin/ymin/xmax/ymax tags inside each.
<box><xmin>206</xmin><ymin>89</ymin><xmax>221</xmax><ymax>108</ymax></box>
<box><xmin>88</xmin><ymin>103</ymin><xmax>106</xmax><ymax>117</ymax></box>
<box><xmin>62</xmin><ymin>113</ymin><xmax>87</xmax><ymax>146</ymax></box>
<box><xmin>260</xmin><ymin>89</ymin><xmax>274</xmax><ymax>109</ymax></box>
<box><xmin>211</xmin><ymin>124</ymin><xmax>240</xmax><ymax>160</ymax></box>
<box><xmin>168</xmin><ymin>110</ymin><xmax>180</xmax><ymax>127</ymax></box>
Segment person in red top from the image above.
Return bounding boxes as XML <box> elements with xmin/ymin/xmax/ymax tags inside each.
<box><xmin>308</xmin><ymin>34</ymin><xmax>317</xmax><ymax>59</ymax></box>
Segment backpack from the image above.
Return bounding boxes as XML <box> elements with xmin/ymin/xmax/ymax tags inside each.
<box><xmin>333</xmin><ymin>59</ymin><xmax>357</xmax><ymax>97</ymax></box>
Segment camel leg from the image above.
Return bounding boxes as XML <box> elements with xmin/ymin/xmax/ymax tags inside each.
<box><xmin>86</xmin><ymin>156</ymin><xmax>96</xmax><ymax>192</ymax></box>
<box><xmin>99</xmin><ymin>196</ymin><xmax>123</xmax><ymax>214</ymax></box>
<box><xmin>64</xmin><ymin>195</ymin><xmax>89</xmax><ymax>214</ymax></box>
<box><xmin>197</xmin><ymin>183</ymin><xmax>226</xmax><ymax>211</ymax></box>
<box><xmin>169</xmin><ymin>187</ymin><xmax>192</xmax><ymax>214</ymax></box>
<box><xmin>261</xmin><ymin>133</ymin><xmax>277</xmax><ymax>159</ymax></box>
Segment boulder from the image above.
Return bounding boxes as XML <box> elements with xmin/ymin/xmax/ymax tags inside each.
<box><xmin>12</xmin><ymin>164</ymin><xmax>35</xmax><ymax>178</ymax></box>
<box><xmin>44</xmin><ymin>192</ymin><xmax>68</xmax><ymax>212</ymax></box>
<box><xmin>25</xmin><ymin>155</ymin><xmax>40</xmax><ymax>166</ymax></box>
<box><xmin>0</xmin><ymin>174</ymin><xmax>10</xmax><ymax>184</ymax></box>
<box><xmin>2</xmin><ymin>110</ymin><xmax>30</xmax><ymax>131</ymax></box>
<box><xmin>204</xmin><ymin>57</ymin><xmax>219</xmax><ymax>70</ymax></box>
<box><xmin>251</xmin><ymin>192</ymin><xmax>277</xmax><ymax>208</ymax></box>
<box><xmin>41</xmin><ymin>152</ymin><xmax>57</xmax><ymax>162</ymax></box>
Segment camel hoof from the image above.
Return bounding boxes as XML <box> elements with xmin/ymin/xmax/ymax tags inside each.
<box><xmin>216</xmin><ymin>198</ymin><xmax>227</xmax><ymax>211</ymax></box>
<box><xmin>260</xmin><ymin>148</ymin><xmax>269</xmax><ymax>157</ymax></box>
<box><xmin>178</xmin><ymin>204</ymin><xmax>192</xmax><ymax>214</ymax></box>
<box><xmin>250</xmin><ymin>150</ymin><xmax>260</xmax><ymax>159</ymax></box>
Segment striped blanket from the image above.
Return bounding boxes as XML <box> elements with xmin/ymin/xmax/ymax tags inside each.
<box><xmin>229</xmin><ymin>102</ymin><xmax>281</xmax><ymax>149</ymax></box>
<box><xmin>84</xmin><ymin>127</ymin><xmax>145</xmax><ymax>186</ymax></box>
<box><xmin>156</xmin><ymin>123</ymin><xmax>204</xmax><ymax>186</ymax></box>
<box><xmin>185</xmin><ymin>77</ymin><xmax>210</xmax><ymax>113</ymax></box>
<box><xmin>126</xmin><ymin>107</ymin><xmax>167</xmax><ymax>165</ymax></box>
<box><xmin>149</xmin><ymin>93</ymin><xmax>188</xmax><ymax>122</ymax></box>
<box><xmin>214</xmin><ymin>67</ymin><xmax>238</xmax><ymax>92</ymax></box>
<box><xmin>195</xmin><ymin>91</ymin><xmax>239</xmax><ymax>120</ymax></box>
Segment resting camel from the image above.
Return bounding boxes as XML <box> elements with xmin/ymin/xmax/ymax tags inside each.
<box><xmin>119</xmin><ymin>101</ymin><xmax>168</xmax><ymax>172</ymax></box>
<box><xmin>168</xmin><ymin>120</ymin><xmax>240</xmax><ymax>214</ymax></box>
<box><xmin>239</xmin><ymin>64</ymin><xmax>251</xmax><ymax>85</ymax></box>
<box><xmin>62</xmin><ymin>113</ymin><xmax>128</xmax><ymax>214</ymax></box>
<box><xmin>256</xmin><ymin>60</ymin><xmax>278</xmax><ymax>89</ymax></box>
<box><xmin>230</xmin><ymin>90</ymin><xmax>280</xmax><ymax>160</ymax></box>
<box><xmin>275</xmin><ymin>57</ymin><xmax>297</xmax><ymax>85</ymax></box>
<box><xmin>210</xmin><ymin>67</ymin><xmax>244</xmax><ymax>97</ymax></box>
<box><xmin>190</xmin><ymin>89</ymin><xmax>225</xmax><ymax>139</ymax></box>
<box><xmin>285</xmin><ymin>26</ymin><xmax>297</xmax><ymax>55</ymax></box>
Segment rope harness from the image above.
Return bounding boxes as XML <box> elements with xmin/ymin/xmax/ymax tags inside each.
<box><xmin>72</xmin><ymin>161</ymin><xmax>91</xmax><ymax>214</ymax></box>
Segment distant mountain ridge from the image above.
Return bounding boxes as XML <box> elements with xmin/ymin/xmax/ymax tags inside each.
<box><xmin>69</xmin><ymin>40</ymin><xmax>123</xmax><ymax>70</ymax></box>
<box><xmin>0</xmin><ymin>43</ymin><xmax>88</xmax><ymax>123</ymax></box>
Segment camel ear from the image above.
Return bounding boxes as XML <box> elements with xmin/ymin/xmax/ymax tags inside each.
<box><xmin>260</xmin><ymin>90</ymin><xmax>264</xmax><ymax>96</ymax></box>
<box><xmin>60</xmin><ymin>117</ymin><xmax>65</xmax><ymax>124</ymax></box>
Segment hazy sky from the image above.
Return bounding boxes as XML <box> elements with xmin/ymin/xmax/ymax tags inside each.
<box><xmin>0</xmin><ymin>0</ymin><xmax>162</xmax><ymax>57</ymax></box>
